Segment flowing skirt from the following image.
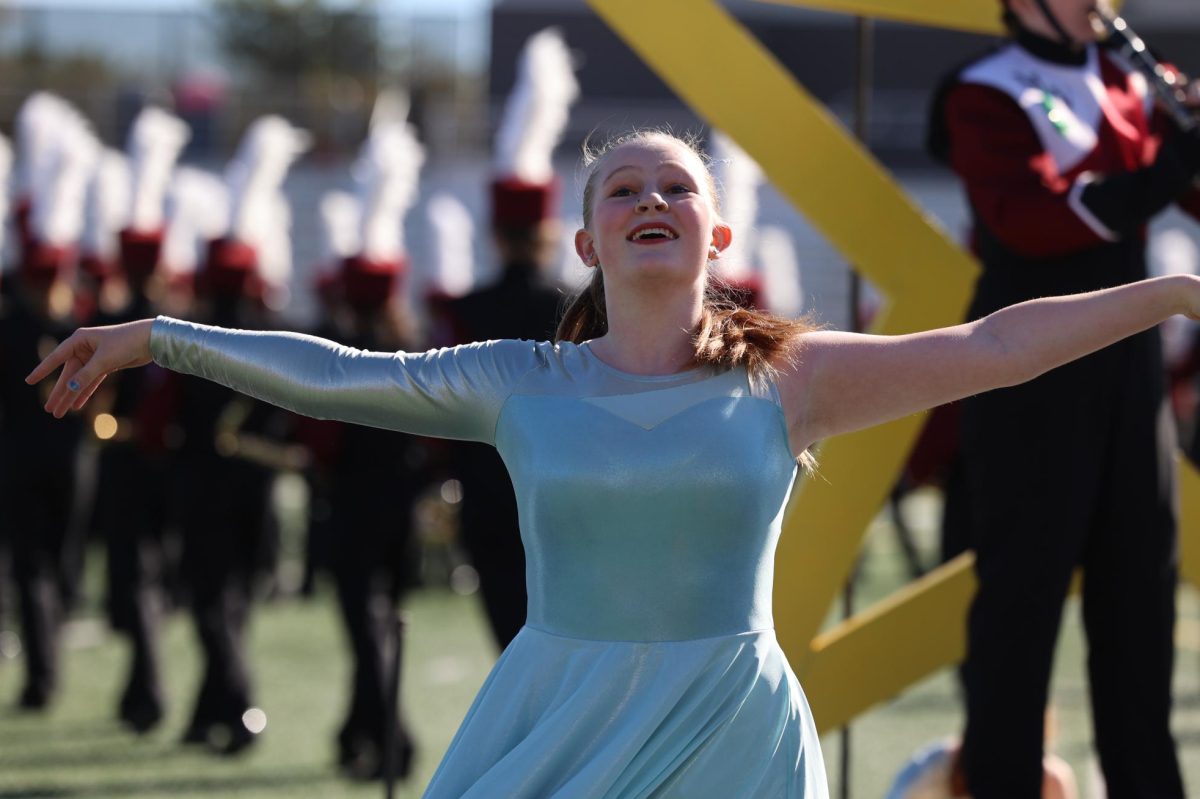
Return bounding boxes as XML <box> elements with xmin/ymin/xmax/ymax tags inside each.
<box><xmin>423</xmin><ymin>626</ymin><xmax>827</xmax><ymax>798</ymax></box>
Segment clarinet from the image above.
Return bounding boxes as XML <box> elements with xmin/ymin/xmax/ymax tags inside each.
<box><xmin>1090</xmin><ymin>8</ymin><xmax>1197</xmax><ymax>133</ymax></box>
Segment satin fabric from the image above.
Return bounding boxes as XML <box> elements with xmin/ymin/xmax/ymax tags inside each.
<box><xmin>151</xmin><ymin>317</ymin><xmax>828</xmax><ymax>797</ymax></box>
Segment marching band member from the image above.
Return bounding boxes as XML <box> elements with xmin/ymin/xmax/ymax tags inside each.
<box><xmin>174</xmin><ymin>116</ymin><xmax>308</xmax><ymax>754</ymax></box>
<box><xmin>438</xmin><ymin>27</ymin><xmax>578</xmax><ymax>651</ymax></box>
<box><xmin>928</xmin><ymin>0</ymin><xmax>1200</xmax><ymax>794</ymax></box>
<box><xmin>86</xmin><ymin>107</ymin><xmax>190</xmax><ymax>732</ymax></box>
<box><xmin>322</xmin><ymin>109</ymin><xmax>426</xmax><ymax>780</ymax></box>
<box><xmin>1</xmin><ymin>94</ymin><xmax>97</xmax><ymax>709</ymax></box>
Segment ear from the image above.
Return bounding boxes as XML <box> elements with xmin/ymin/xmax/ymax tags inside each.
<box><xmin>574</xmin><ymin>228</ymin><xmax>598</xmax><ymax>267</ymax></box>
<box><xmin>709</xmin><ymin>223</ymin><xmax>733</xmax><ymax>259</ymax></box>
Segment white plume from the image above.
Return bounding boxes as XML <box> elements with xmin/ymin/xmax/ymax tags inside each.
<box><xmin>82</xmin><ymin>149</ymin><xmax>131</xmax><ymax>260</ymax></box>
<box><xmin>353</xmin><ymin>120</ymin><xmax>424</xmax><ymax>262</ymax></box>
<box><xmin>426</xmin><ymin>192</ymin><xmax>476</xmax><ymax>297</ymax></box>
<box><xmin>709</xmin><ymin>130</ymin><xmax>762</xmax><ymax>281</ymax></box>
<box><xmin>370</xmin><ymin>88</ymin><xmax>410</xmax><ymax>132</ymax></box>
<box><xmin>15</xmin><ymin>92</ymin><xmax>74</xmax><ymax>199</ymax></box>
<box><xmin>257</xmin><ymin>194</ymin><xmax>294</xmax><ymax>298</ymax></box>
<box><xmin>0</xmin><ymin>133</ymin><xmax>11</xmax><ymax>192</ymax></box>
<box><xmin>163</xmin><ymin>166</ymin><xmax>228</xmax><ymax>277</ymax></box>
<box><xmin>126</xmin><ymin>106</ymin><xmax>191</xmax><ymax>232</ymax></box>
<box><xmin>0</xmin><ymin>134</ymin><xmax>11</xmax><ymax>258</ymax></box>
<box><xmin>493</xmin><ymin>27</ymin><xmax>579</xmax><ymax>183</ymax></box>
<box><xmin>318</xmin><ymin>190</ymin><xmax>361</xmax><ymax>264</ymax></box>
<box><xmin>224</xmin><ymin>115</ymin><xmax>310</xmax><ymax>249</ymax></box>
<box><xmin>757</xmin><ymin>225</ymin><xmax>804</xmax><ymax>318</ymax></box>
<box><xmin>33</xmin><ymin>110</ymin><xmax>101</xmax><ymax>247</ymax></box>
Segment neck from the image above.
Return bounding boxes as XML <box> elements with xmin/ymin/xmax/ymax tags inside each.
<box><xmin>590</xmin><ymin>277</ymin><xmax>704</xmax><ymax>375</ymax></box>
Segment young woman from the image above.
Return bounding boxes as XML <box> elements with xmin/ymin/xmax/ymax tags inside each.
<box><xmin>27</xmin><ymin>130</ymin><xmax>1200</xmax><ymax>797</ymax></box>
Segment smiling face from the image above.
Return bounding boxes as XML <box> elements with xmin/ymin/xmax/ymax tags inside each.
<box><xmin>576</xmin><ymin>135</ymin><xmax>731</xmax><ymax>294</ymax></box>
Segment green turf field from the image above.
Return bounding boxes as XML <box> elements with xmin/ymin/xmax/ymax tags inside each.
<box><xmin>1</xmin><ymin>487</ymin><xmax>1197</xmax><ymax>798</ymax></box>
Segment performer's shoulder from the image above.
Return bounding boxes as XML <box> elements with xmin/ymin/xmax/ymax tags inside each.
<box><xmin>463</xmin><ymin>337</ymin><xmax>563</xmax><ymax>372</ymax></box>
<box><xmin>501</xmin><ymin>338</ymin><xmax>600</xmax><ymax>382</ymax></box>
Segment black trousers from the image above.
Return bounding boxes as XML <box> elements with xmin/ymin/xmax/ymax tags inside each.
<box><xmin>179</xmin><ymin>464</ymin><xmax>271</xmax><ymax>733</ymax></box>
<box><xmin>454</xmin><ymin>445</ymin><xmax>527</xmax><ymax>651</ymax></box>
<box><xmin>1</xmin><ymin>448</ymin><xmax>77</xmax><ymax>704</ymax></box>
<box><xmin>959</xmin><ymin>329</ymin><xmax>1183</xmax><ymax>798</ymax></box>
<box><xmin>327</xmin><ymin>476</ymin><xmax>413</xmax><ymax>761</ymax></box>
<box><xmin>95</xmin><ymin>444</ymin><xmax>167</xmax><ymax>714</ymax></box>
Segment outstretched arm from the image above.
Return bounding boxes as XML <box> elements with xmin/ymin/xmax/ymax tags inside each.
<box><xmin>778</xmin><ymin>274</ymin><xmax>1200</xmax><ymax>452</ymax></box>
<box><xmin>27</xmin><ymin>316</ymin><xmax>540</xmax><ymax>444</ymax></box>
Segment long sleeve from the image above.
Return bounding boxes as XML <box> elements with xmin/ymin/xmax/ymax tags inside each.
<box><xmin>149</xmin><ymin>316</ymin><xmax>543</xmax><ymax>445</ymax></box>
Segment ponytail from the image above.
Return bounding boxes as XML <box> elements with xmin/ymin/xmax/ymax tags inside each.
<box><xmin>555</xmin><ymin>269</ymin><xmax>608</xmax><ymax>343</ymax></box>
<box><xmin>693</xmin><ymin>279</ymin><xmax>816</xmax><ymax>377</ymax></box>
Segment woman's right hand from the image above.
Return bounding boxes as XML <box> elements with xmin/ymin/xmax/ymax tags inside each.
<box><xmin>25</xmin><ymin>318</ymin><xmax>155</xmax><ymax>418</ymax></box>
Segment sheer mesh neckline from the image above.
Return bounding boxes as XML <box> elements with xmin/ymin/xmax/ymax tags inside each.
<box><xmin>579</xmin><ymin>341</ymin><xmax>711</xmax><ymax>383</ymax></box>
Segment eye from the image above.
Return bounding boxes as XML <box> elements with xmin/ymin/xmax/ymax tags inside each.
<box><xmin>610</xmin><ymin>186</ymin><xmax>634</xmax><ymax>197</ymax></box>
<box><xmin>668</xmin><ymin>183</ymin><xmax>692</xmax><ymax>194</ymax></box>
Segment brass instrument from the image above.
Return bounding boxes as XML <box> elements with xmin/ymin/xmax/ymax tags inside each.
<box><xmin>1090</xmin><ymin>7</ymin><xmax>1197</xmax><ymax>133</ymax></box>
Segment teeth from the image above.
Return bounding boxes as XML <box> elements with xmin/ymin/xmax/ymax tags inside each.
<box><xmin>632</xmin><ymin>227</ymin><xmax>676</xmax><ymax>240</ymax></box>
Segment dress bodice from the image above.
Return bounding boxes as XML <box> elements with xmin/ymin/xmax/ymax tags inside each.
<box><xmin>150</xmin><ymin>320</ymin><xmax>799</xmax><ymax>641</ymax></box>
<box><xmin>498</xmin><ymin>344</ymin><xmax>797</xmax><ymax>641</ymax></box>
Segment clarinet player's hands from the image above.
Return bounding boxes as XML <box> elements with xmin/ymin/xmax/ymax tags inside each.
<box><xmin>25</xmin><ymin>318</ymin><xmax>155</xmax><ymax>418</ymax></box>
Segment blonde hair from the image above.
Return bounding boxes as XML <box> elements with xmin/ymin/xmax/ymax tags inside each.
<box><xmin>556</xmin><ymin>128</ymin><xmax>816</xmax><ymax>379</ymax></box>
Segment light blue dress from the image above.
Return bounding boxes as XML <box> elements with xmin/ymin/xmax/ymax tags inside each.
<box><xmin>151</xmin><ymin>317</ymin><xmax>828</xmax><ymax>798</ymax></box>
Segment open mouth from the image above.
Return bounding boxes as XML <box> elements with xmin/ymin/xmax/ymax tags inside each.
<box><xmin>627</xmin><ymin>224</ymin><xmax>679</xmax><ymax>243</ymax></box>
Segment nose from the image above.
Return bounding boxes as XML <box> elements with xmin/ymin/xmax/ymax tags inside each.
<box><xmin>636</xmin><ymin>191</ymin><xmax>668</xmax><ymax>213</ymax></box>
